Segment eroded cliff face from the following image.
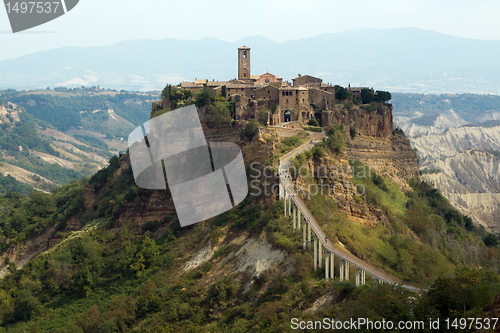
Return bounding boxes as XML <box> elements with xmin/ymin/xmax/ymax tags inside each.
<box><xmin>422</xmin><ymin>150</ymin><xmax>500</xmax><ymax>233</ymax></box>
<box><xmin>322</xmin><ymin>104</ymin><xmax>393</xmax><ymax>138</ymax></box>
<box><xmin>323</xmin><ymin>103</ymin><xmax>419</xmax><ymax>183</ymax></box>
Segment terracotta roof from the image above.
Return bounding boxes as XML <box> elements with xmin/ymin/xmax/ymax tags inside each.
<box><xmin>194</xmin><ymin>79</ymin><xmax>207</xmax><ymax>84</ymax></box>
<box><xmin>250</xmin><ymin>75</ymin><xmax>261</xmax><ymax>79</ymax></box>
<box><xmin>238</xmin><ymin>45</ymin><xmax>250</xmax><ymax>49</ymax></box>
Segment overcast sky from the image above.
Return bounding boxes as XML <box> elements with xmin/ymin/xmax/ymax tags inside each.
<box><xmin>1</xmin><ymin>0</ymin><xmax>500</xmax><ymax>62</ymax></box>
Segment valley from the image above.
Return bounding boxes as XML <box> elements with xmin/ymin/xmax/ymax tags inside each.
<box><xmin>393</xmin><ymin>93</ymin><xmax>500</xmax><ymax>233</ymax></box>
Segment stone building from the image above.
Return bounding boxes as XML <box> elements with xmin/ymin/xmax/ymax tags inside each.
<box><xmin>178</xmin><ymin>46</ymin><xmax>380</xmax><ymax>126</ymax></box>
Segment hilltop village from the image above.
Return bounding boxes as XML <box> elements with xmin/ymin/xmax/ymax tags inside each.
<box><xmin>177</xmin><ymin>46</ymin><xmax>391</xmax><ymax>128</ymax></box>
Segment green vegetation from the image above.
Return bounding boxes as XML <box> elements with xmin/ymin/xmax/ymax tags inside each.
<box><xmin>361</xmin><ymin>101</ymin><xmax>378</xmax><ymax>112</ymax></box>
<box><xmin>321</xmin><ymin>124</ymin><xmax>345</xmax><ymax>154</ymax></box>
<box><xmin>0</xmin><ymin>155</ymin><xmax>85</xmax><ymax>186</ymax></box>
<box><xmin>0</xmin><ymin>149</ymin><xmax>498</xmax><ymax>331</ymax></box>
<box><xmin>2</xmin><ymin>91</ymin><xmax>153</xmax><ymax>135</ymax></box>
<box><xmin>335</xmin><ymin>86</ymin><xmax>348</xmax><ymax>101</ymax></box>
<box><xmin>349</xmin><ymin>125</ymin><xmax>356</xmax><ymax>139</ymax></box>
<box><xmin>276</xmin><ymin>134</ymin><xmax>308</xmax><ymax>156</ymax></box>
<box><xmin>241</xmin><ymin>120</ymin><xmax>258</xmax><ymax>140</ymax></box>
<box><xmin>421</xmin><ymin>167</ymin><xmax>441</xmax><ymax>174</ymax></box>
<box><xmin>308</xmin><ymin>119</ymin><xmax>319</xmax><ymax>127</ymax></box>
<box><xmin>0</xmin><ymin>121</ymin><xmax>59</xmax><ymax>157</ymax></box>
<box><xmin>411</xmin><ymin>113</ymin><xmax>440</xmax><ymax>126</ymax></box>
<box><xmin>302</xmin><ymin>125</ymin><xmax>322</xmax><ymax>132</ymax></box>
<box><xmin>298</xmin><ymin>158</ymin><xmax>500</xmax><ymax>286</ymax></box>
<box><xmin>361</xmin><ymin>88</ymin><xmax>374</xmax><ymax>104</ymax></box>
<box><xmin>0</xmin><ymin>174</ymin><xmax>34</xmax><ymax>196</ymax></box>
<box><xmin>72</xmin><ymin>135</ymin><xmax>108</xmax><ymax>150</ymax></box>
<box><xmin>207</xmin><ymin>102</ymin><xmax>231</xmax><ymax>128</ymax></box>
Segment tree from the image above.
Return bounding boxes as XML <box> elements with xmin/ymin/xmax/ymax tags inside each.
<box><xmin>484</xmin><ymin>233</ymin><xmax>499</xmax><ymax>247</ymax></box>
<box><xmin>324</xmin><ymin>124</ymin><xmax>345</xmax><ymax>154</ymax></box>
<box><xmin>335</xmin><ymin>86</ymin><xmax>348</xmax><ymax>101</ymax></box>
<box><xmin>241</xmin><ymin>120</ymin><xmax>258</xmax><ymax>140</ymax></box>
<box><xmin>360</xmin><ymin>88</ymin><xmax>374</xmax><ymax>104</ymax></box>
<box><xmin>375</xmin><ymin>90</ymin><xmax>392</xmax><ymax>103</ymax></box>
<box><xmin>207</xmin><ymin>102</ymin><xmax>231</xmax><ymax>128</ymax></box>
<box><xmin>349</xmin><ymin>125</ymin><xmax>356</xmax><ymax>139</ymax></box>
<box><xmin>195</xmin><ymin>85</ymin><xmax>216</xmax><ymax>107</ymax></box>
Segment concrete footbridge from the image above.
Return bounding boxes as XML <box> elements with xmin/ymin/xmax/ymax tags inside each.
<box><xmin>278</xmin><ymin>140</ymin><xmax>421</xmax><ymax>293</ymax></box>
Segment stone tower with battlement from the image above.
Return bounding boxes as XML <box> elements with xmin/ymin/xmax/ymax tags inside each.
<box><xmin>238</xmin><ymin>46</ymin><xmax>251</xmax><ymax>83</ymax></box>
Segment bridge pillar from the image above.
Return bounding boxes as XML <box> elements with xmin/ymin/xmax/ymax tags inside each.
<box><xmin>345</xmin><ymin>261</ymin><xmax>349</xmax><ymax>281</ymax></box>
<box><xmin>297</xmin><ymin>210</ymin><xmax>301</xmax><ymax>231</ymax></box>
<box><xmin>284</xmin><ymin>191</ymin><xmax>287</xmax><ymax>217</ymax></box>
<box><xmin>288</xmin><ymin>195</ymin><xmax>292</xmax><ymax>216</ymax></box>
<box><xmin>279</xmin><ymin>183</ymin><xmax>283</xmax><ymax>199</ymax></box>
<box><xmin>293</xmin><ymin>204</ymin><xmax>296</xmax><ymax>232</ymax></box>
<box><xmin>355</xmin><ymin>268</ymin><xmax>360</xmax><ymax>286</ymax></box>
<box><xmin>302</xmin><ymin>218</ymin><xmax>306</xmax><ymax>249</ymax></box>
<box><xmin>313</xmin><ymin>235</ymin><xmax>317</xmax><ymax>271</ymax></box>
<box><xmin>330</xmin><ymin>253</ymin><xmax>334</xmax><ymax>279</ymax></box>
<box><xmin>318</xmin><ymin>240</ymin><xmax>322</xmax><ymax>269</ymax></box>
<box><xmin>325</xmin><ymin>252</ymin><xmax>329</xmax><ymax>279</ymax></box>
<box><xmin>307</xmin><ymin>223</ymin><xmax>311</xmax><ymax>247</ymax></box>
<box><xmin>361</xmin><ymin>270</ymin><xmax>366</xmax><ymax>284</ymax></box>
<box><xmin>339</xmin><ymin>259</ymin><xmax>344</xmax><ymax>281</ymax></box>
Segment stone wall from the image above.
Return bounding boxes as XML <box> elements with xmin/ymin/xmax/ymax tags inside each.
<box><xmin>309</xmin><ymin>88</ymin><xmax>332</xmax><ymax>111</ymax></box>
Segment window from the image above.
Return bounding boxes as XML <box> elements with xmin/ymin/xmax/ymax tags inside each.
<box><xmin>265</xmin><ymin>79</ymin><xmax>269</xmax><ymax>83</ymax></box>
<box><xmin>286</xmin><ymin>99</ymin><xmax>288</xmax><ymax>103</ymax></box>
<box><xmin>243</xmin><ymin>50</ymin><xmax>247</xmax><ymax>58</ymax></box>
<box><xmin>244</xmin><ymin>73</ymin><xmax>246</xmax><ymax>77</ymax></box>
<box><xmin>302</xmin><ymin>98</ymin><xmax>304</xmax><ymax>102</ymax></box>
<box><xmin>268</xmin><ymin>90</ymin><xmax>270</xmax><ymax>93</ymax></box>
<box><xmin>282</xmin><ymin>92</ymin><xmax>285</xmax><ymax>96</ymax></box>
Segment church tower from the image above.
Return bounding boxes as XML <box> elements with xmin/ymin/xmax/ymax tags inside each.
<box><xmin>238</xmin><ymin>46</ymin><xmax>251</xmax><ymax>82</ymax></box>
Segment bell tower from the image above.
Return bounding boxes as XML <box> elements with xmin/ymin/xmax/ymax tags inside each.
<box><xmin>238</xmin><ymin>46</ymin><xmax>251</xmax><ymax>82</ymax></box>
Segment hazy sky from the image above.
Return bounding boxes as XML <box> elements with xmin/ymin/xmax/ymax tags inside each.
<box><xmin>1</xmin><ymin>0</ymin><xmax>500</xmax><ymax>62</ymax></box>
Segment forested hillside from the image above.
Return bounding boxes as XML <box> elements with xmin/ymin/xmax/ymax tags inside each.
<box><xmin>0</xmin><ymin>127</ymin><xmax>498</xmax><ymax>331</ymax></box>
<box><xmin>0</xmin><ymin>88</ymin><xmax>156</xmax><ymax>195</ymax></box>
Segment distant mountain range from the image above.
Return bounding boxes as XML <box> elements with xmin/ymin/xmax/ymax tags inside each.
<box><xmin>1</xmin><ymin>28</ymin><xmax>500</xmax><ymax>93</ymax></box>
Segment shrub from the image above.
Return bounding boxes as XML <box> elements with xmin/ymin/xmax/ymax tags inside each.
<box><xmin>207</xmin><ymin>102</ymin><xmax>231</xmax><ymax>128</ymax></box>
<box><xmin>241</xmin><ymin>120</ymin><xmax>259</xmax><ymax>140</ymax></box>
<box><xmin>349</xmin><ymin>125</ymin><xmax>356</xmax><ymax>139</ymax></box>
<box><xmin>309</xmin><ymin>119</ymin><xmax>319</xmax><ymax>127</ymax></box>
<box><xmin>361</xmin><ymin>102</ymin><xmax>378</xmax><ymax>112</ymax></box>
